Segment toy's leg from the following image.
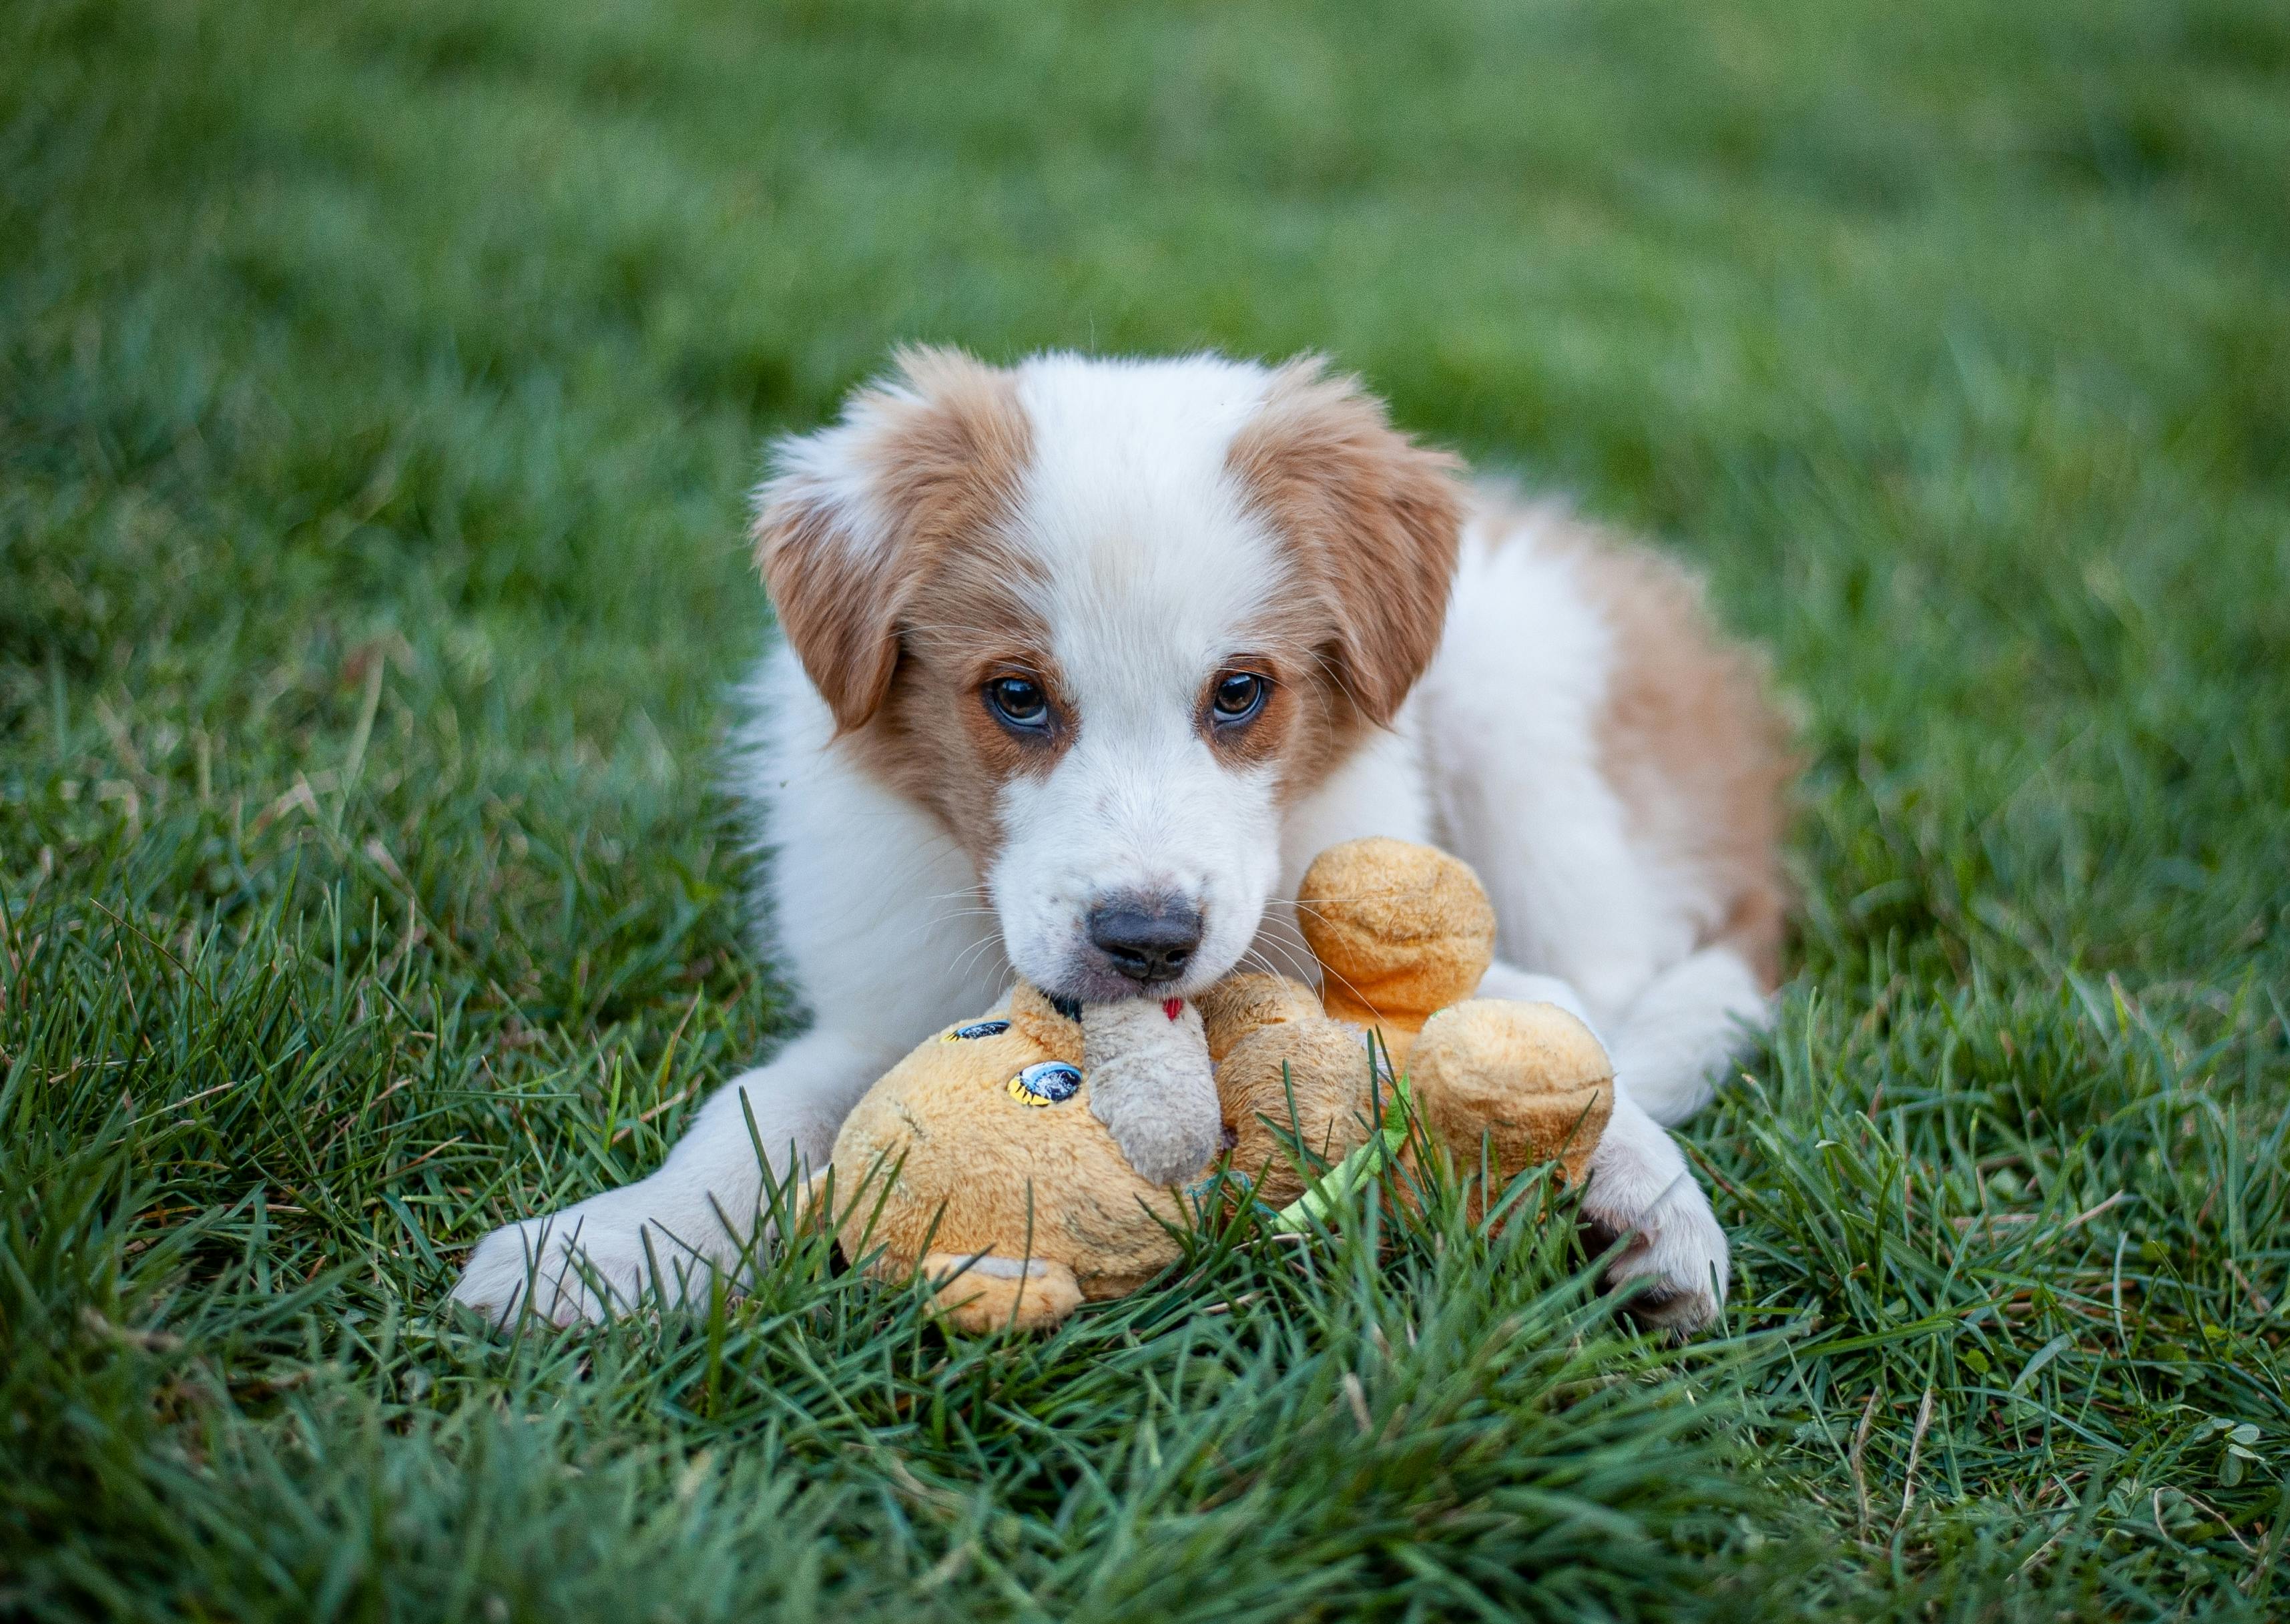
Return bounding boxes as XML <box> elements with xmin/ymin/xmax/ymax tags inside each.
<box><xmin>1603</xmin><ymin>944</ymin><xmax>1768</xmax><ymax>1127</ymax></box>
<box><xmin>922</xmin><ymin>1253</ymin><xmax>1085</xmax><ymax>1334</ymax></box>
<box><xmin>451</xmin><ymin>1027</ymin><xmax>897</xmax><ymax>1327</ymax></box>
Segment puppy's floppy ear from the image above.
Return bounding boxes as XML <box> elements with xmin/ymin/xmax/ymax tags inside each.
<box><xmin>1227</xmin><ymin>358</ymin><xmax>1464</xmax><ymax>726</ymax></box>
<box><xmin>753</xmin><ymin>346</ymin><xmax>1031</xmax><ymax>733</ymax></box>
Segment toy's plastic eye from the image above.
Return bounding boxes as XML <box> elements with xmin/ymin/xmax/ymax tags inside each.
<box><xmin>1007</xmin><ymin>1061</ymin><xmax>1082</xmax><ymax>1106</ymax></box>
<box><xmin>944</xmin><ymin>1019</ymin><xmax>1012</xmax><ymax>1043</ymax></box>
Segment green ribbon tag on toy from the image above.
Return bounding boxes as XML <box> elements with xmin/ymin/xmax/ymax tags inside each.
<box><xmin>1266</xmin><ymin>1061</ymin><xmax>1412</xmax><ymax>1236</ymax></box>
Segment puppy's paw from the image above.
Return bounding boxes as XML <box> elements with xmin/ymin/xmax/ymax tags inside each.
<box><xmin>1582</xmin><ymin>1175</ymin><xmax>1731</xmax><ymax>1336</ymax></box>
<box><xmin>451</xmin><ymin>1200</ymin><xmax>715</xmax><ymax>1328</ymax></box>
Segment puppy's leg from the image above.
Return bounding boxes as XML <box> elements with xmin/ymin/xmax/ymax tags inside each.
<box><xmin>1473</xmin><ymin>960</ymin><xmax>1598</xmax><ymax>1029</ymax></box>
<box><xmin>1473</xmin><ymin>957</ymin><xmax>1730</xmax><ymax>1334</ymax></box>
<box><xmin>1579</xmin><ymin>1090</ymin><xmax>1730</xmax><ymax>1334</ymax></box>
<box><xmin>451</xmin><ymin>1027</ymin><xmax>894</xmax><ymax>1327</ymax></box>
<box><xmin>1605</xmin><ymin>944</ymin><xmax>1769</xmax><ymax>1127</ymax></box>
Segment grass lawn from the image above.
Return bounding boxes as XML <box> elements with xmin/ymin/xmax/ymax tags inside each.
<box><xmin>6</xmin><ymin>0</ymin><xmax>2289</xmax><ymax>1615</ymax></box>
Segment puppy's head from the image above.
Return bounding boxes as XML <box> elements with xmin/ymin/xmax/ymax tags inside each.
<box><xmin>755</xmin><ymin>348</ymin><xmax>1462</xmax><ymax>1003</ymax></box>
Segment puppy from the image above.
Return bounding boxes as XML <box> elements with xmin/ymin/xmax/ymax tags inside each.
<box><xmin>453</xmin><ymin>349</ymin><xmax>1790</xmax><ymax>1333</ymax></box>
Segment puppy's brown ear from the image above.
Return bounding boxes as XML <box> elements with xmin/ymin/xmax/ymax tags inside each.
<box><xmin>1227</xmin><ymin>359</ymin><xmax>1464</xmax><ymax>726</ymax></box>
<box><xmin>753</xmin><ymin>346</ymin><xmax>1031</xmax><ymax>733</ymax></box>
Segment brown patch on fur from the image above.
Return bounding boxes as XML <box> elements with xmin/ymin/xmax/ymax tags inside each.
<box><xmin>1225</xmin><ymin>358</ymin><xmax>1466</xmax><ymax>746</ymax></box>
<box><xmin>1183</xmin><ymin>618</ymin><xmax>1364</xmax><ymax>812</ymax></box>
<box><xmin>1551</xmin><ymin>513</ymin><xmax>1795</xmax><ymax>989</ymax></box>
<box><xmin>842</xmin><ymin>537</ymin><xmax>1075</xmax><ymax>871</ymax></box>
<box><xmin>754</xmin><ymin>348</ymin><xmax>1065</xmax><ymax>866</ymax></box>
<box><xmin>1263</xmin><ymin>624</ymin><xmax>1373</xmax><ymax>808</ymax></box>
<box><xmin>752</xmin><ymin>346</ymin><xmax>1034</xmax><ymax>734</ymax></box>
<box><xmin>1196</xmin><ymin>660</ymin><xmax>1285</xmax><ymax>772</ymax></box>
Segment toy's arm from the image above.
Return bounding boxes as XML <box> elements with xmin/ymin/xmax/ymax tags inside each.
<box><xmin>1083</xmin><ymin>998</ymin><xmax>1223</xmax><ymax>1185</ymax></box>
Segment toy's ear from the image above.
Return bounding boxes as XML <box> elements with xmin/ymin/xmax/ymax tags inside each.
<box><xmin>1227</xmin><ymin>358</ymin><xmax>1464</xmax><ymax>727</ymax></box>
<box><xmin>753</xmin><ymin>346</ymin><xmax>1033</xmax><ymax>733</ymax></box>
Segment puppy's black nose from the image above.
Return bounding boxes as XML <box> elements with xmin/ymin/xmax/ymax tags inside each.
<box><xmin>1087</xmin><ymin>898</ymin><xmax>1203</xmax><ymax>985</ymax></box>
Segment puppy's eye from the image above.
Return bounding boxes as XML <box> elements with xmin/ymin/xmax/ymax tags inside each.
<box><xmin>985</xmin><ymin>675</ymin><xmax>1051</xmax><ymax>730</ymax></box>
<box><xmin>1210</xmin><ymin>671</ymin><xmax>1268</xmax><ymax>724</ymax></box>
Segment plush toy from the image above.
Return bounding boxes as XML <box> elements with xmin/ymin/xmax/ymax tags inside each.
<box><xmin>811</xmin><ymin>838</ymin><xmax>1615</xmax><ymax>1331</ymax></box>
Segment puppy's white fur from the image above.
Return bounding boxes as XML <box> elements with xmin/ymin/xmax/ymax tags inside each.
<box><xmin>454</xmin><ymin>351</ymin><xmax>1785</xmax><ymax>1334</ymax></box>
<box><xmin>990</xmin><ymin>358</ymin><xmax>1296</xmax><ymax>1006</ymax></box>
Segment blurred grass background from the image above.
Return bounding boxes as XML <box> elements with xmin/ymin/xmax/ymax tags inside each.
<box><xmin>4</xmin><ymin>0</ymin><xmax>2289</xmax><ymax>1617</ymax></box>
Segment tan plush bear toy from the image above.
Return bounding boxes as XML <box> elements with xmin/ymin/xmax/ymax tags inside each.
<box><xmin>813</xmin><ymin>838</ymin><xmax>1614</xmax><ymax>1332</ymax></box>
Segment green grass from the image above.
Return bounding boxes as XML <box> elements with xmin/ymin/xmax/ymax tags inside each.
<box><xmin>5</xmin><ymin>0</ymin><xmax>2289</xmax><ymax>1615</ymax></box>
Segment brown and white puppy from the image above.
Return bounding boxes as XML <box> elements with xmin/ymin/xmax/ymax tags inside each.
<box><xmin>453</xmin><ymin>349</ymin><xmax>1790</xmax><ymax>1332</ymax></box>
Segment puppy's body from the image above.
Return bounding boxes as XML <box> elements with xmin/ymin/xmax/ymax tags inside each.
<box><xmin>455</xmin><ymin>352</ymin><xmax>1789</xmax><ymax>1332</ymax></box>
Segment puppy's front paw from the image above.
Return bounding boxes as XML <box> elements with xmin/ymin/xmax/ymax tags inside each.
<box><xmin>451</xmin><ymin>1200</ymin><xmax>712</xmax><ymax>1328</ymax></box>
<box><xmin>1582</xmin><ymin>1175</ymin><xmax>1731</xmax><ymax>1336</ymax></box>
